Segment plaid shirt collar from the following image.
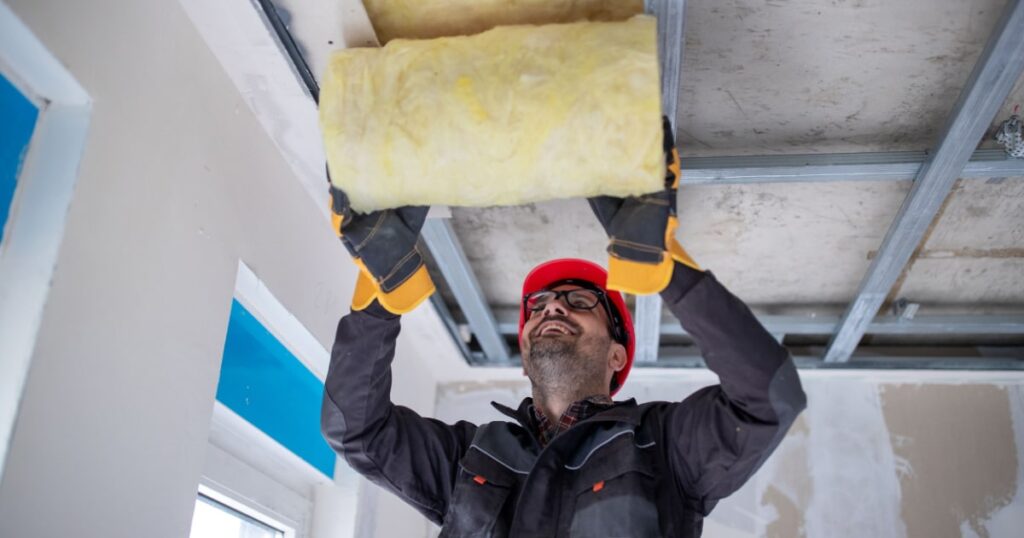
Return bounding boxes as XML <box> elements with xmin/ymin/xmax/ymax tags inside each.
<box><xmin>530</xmin><ymin>395</ymin><xmax>614</xmax><ymax>447</ymax></box>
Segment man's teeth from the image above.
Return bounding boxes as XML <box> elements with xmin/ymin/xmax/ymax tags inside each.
<box><xmin>540</xmin><ymin>323</ymin><xmax>571</xmax><ymax>336</ymax></box>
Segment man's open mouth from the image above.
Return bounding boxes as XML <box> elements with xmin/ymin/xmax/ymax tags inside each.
<box><xmin>535</xmin><ymin>320</ymin><xmax>577</xmax><ymax>337</ymax></box>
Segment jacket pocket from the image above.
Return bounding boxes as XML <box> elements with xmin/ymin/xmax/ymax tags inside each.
<box><xmin>567</xmin><ymin>446</ymin><xmax>661</xmax><ymax>538</ymax></box>
<box><xmin>440</xmin><ymin>448</ymin><xmax>519</xmax><ymax>538</ymax></box>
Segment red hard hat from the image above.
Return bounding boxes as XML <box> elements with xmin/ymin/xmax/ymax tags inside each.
<box><xmin>518</xmin><ymin>258</ymin><xmax>635</xmax><ymax>396</ymax></box>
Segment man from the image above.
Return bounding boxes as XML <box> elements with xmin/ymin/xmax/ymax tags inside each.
<box><xmin>321</xmin><ymin>120</ymin><xmax>807</xmax><ymax>537</ymax></box>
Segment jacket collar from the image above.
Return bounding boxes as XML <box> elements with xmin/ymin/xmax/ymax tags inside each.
<box><xmin>491</xmin><ymin>397</ymin><xmax>642</xmax><ymax>430</ymax></box>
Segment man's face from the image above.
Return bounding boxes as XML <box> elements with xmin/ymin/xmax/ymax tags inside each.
<box><xmin>520</xmin><ymin>284</ymin><xmax>626</xmax><ymax>396</ymax></box>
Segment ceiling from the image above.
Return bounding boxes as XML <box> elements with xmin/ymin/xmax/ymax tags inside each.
<box><xmin>269</xmin><ymin>0</ymin><xmax>1024</xmax><ymax>365</ymax></box>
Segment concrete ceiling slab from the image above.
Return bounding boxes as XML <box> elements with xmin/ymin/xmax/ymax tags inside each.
<box><xmin>887</xmin><ymin>178</ymin><xmax>1024</xmax><ymax>310</ymax></box>
<box><xmin>921</xmin><ymin>178</ymin><xmax>1024</xmax><ymax>250</ymax></box>
<box><xmin>677</xmin><ymin>0</ymin><xmax>1024</xmax><ymax>156</ymax></box>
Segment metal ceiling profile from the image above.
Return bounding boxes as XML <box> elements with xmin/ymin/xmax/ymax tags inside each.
<box><xmin>680</xmin><ymin>149</ymin><xmax>1024</xmax><ymax>185</ymax></box>
<box><xmin>422</xmin><ymin>219</ymin><xmax>511</xmax><ymax>361</ymax></box>
<box><xmin>491</xmin><ymin>311</ymin><xmax>1024</xmax><ymax>338</ymax></box>
<box><xmin>824</xmin><ymin>0</ymin><xmax>1024</xmax><ymax>363</ymax></box>
<box><xmin>634</xmin><ymin>0</ymin><xmax>687</xmax><ymax>364</ymax></box>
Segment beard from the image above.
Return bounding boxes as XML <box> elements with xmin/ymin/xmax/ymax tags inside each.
<box><xmin>524</xmin><ymin>323</ymin><xmax>611</xmax><ymax>398</ymax></box>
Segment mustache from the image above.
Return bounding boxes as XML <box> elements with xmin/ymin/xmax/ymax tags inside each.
<box><xmin>529</xmin><ymin>315</ymin><xmax>581</xmax><ymax>339</ymax></box>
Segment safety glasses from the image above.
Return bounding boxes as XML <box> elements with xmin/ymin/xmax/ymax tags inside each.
<box><xmin>523</xmin><ymin>287</ymin><xmax>605</xmax><ymax>314</ymax></box>
<box><xmin>522</xmin><ymin>280</ymin><xmax>626</xmax><ymax>345</ymax></box>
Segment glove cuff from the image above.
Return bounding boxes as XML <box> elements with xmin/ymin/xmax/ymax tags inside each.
<box><xmin>606</xmin><ymin>254</ymin><xmax>674</xmax><ymax>295</ymax></box>
<box><xmin>351</xmin><ymin>259</ymin><xmax>436</xmax><ymax>315</ymax></box>
<box><xmin>666</xmin><ymin>216</ymin><xmax>701</xmax><ymax>272</ymax></box>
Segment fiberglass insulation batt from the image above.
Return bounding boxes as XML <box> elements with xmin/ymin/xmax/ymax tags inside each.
<box><xmin>362</xmin><ymin>0</ymin><xmax>644</xmax><ymax>43</ymax></box>
<box><xmin>319</xmin><ymin>16</ymin><xmax>663</xmax><ymax>213</ymax></box>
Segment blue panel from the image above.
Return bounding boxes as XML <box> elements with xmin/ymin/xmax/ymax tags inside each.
<box><xmin>0</xmin><ymin>74</ymin><xmax>39</xmax><ymax>246</ymax></box>
<box><xmin>218</xmin><ymin>299</ymin><xmax>335</xmax><ymax>478</ymax></box>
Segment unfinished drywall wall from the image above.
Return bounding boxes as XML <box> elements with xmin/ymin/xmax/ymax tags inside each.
<box><xmin>0</xmin><ymin>0</ymin><xmax>440</xmax><ymax>536</ymax></box>
<box><xmin>422</xmin><ymin>372</ymin><xmax>1024</xmax><ymax>538</ymax></box>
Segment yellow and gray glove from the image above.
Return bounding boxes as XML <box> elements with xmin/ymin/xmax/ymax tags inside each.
<box><xmin>329</xmin><ymin>185</ymin><xmax>435</xmax><ymax>315</ymax></box>
<box><xmin>588</xmin><ymin>116</ymin><xmax>701</xmax><ymax>295</ymax></box>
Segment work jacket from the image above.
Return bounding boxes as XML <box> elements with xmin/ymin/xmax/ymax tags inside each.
<box><xmin>321</xmin><ymin>265</ymin><xmax>807</xmax><ymax>537</ymax></box>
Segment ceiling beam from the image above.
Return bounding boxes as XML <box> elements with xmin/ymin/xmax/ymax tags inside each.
<box><xmin>470</xmin><ymin>354</ymin><xmax>1024</xmax><ymax>371</ymax></box>
<box><xmin>680</xmin><ymin>149</ymin><xmax>1024</xmax><ymax>185</ymax></box>
<box><xmin>422</xmin><ymin>219</ymin><xmax>510</xmax><ymax>362</ymax></box>
<box><xmin>663</xmin><ymin>314</ymin><xmax>1024</xmax><ymax>337</ymax></box>
<box><xmin>493</xmin><ymin>310</ymin><xmax>1024</xmax><ymax>337</ymax></box>
<box><xmin>635</xmin><ymin>0</ymin><xmax>687</xmax><ymax>363</ymax></box>
<box><xmin>824</xmin><ymin>0</ymin><xmax>1024</xmax><ymax>363</ymax></box>
<box><xmin>655</xmin><ymin>355</ymin><xmax>1024</xmax><ymax>370</ymax></box>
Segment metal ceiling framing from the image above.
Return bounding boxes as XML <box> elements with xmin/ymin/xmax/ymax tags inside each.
<box><xmin>422</xmin><ymin>219</ymin><xmax>511</xmax><ymax>361</ymax></box>
<box><xmin>634</xmin><ymin>0</ymin><xmax>688</xmax><ymax>363</ymax></box>
<box><xmin>680</xmin><ymin>149</ymin><xmax>1024</xmax><ymax>185</ymax></box>
<box><xmin>491</xmin><ymin>310</ymin><xmax>1024</xmax><ymax>338</ymax></box>
<box><xmin>258</xmin><ymin>0</ymin><xmax>1024</xmax><ymax>370</ymax></box>
<box><xmin>824</xmin><ymin>0</ymin><xmax>1024</xmax><ymax>363</ymax></box>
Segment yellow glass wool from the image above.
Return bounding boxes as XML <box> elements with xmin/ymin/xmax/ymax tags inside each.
<box><xmin>363</xmin><ymin>0</ymin><xmax>645</xmax><ymax>43</ymax></box>
<box><xmin>319</xmin><ymin>16</ymin><xmax>663</xmax><ymax>213</ymax></box>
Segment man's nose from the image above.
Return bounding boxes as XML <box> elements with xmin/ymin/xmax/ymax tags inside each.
<box><xmin>540</xmin><ymin>298</ymin><xmax>569</xmax><ymax>318</ymax></box>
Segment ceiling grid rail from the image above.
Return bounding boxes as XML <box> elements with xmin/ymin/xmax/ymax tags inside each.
<box><xmin>491</xmin><ymin>311</ymin><xmax>1024</xmax><ymax>337</ymax></box>
<box><xmin>634</xmin><ymin>0</ymin><xmax>687</xmax><ymax>363</ymax></box>
<box><xmin>422</xmin><ymin>219</ymin><xmax>511</xmax><ymax>361</ymax></box>
<box><xmin>681</xmin><ymin>149</ymin><xmax>1024</xmax><ymax>184</ymax></box>
<box><xmin>824</xmin><ymin>0</ymin><xmax>1024</xmax><ymax>363</ymax></box>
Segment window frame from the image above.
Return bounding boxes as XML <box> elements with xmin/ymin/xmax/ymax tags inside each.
<box><xmin>197</xmin><ymin>261</ymin><xmax>360</xmax><ymax>538</ymax></box>
<box><xmin>194</xmin><ymin>483</ymin><xmax>296</xmax><ymax>538</ymax></box>
<box><xmin>0</xmin><ymin>3</ymin><xmax>92</xmax><ymax>483</ymax></box>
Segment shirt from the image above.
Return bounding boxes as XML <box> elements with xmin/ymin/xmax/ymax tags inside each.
<box><xmin>530</xmin><ymin>395</ymin><xmax>614</xmax><ymax>447</ymax></box>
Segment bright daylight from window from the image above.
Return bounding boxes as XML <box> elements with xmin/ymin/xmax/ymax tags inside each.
<box><xmin>189</xmin><ymin>494</ymin><xmax>284</xmax><ymax>538</ymax></box>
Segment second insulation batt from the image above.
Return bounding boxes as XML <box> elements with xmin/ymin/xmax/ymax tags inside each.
<box><xmin>362</xmin><ymin>0</ymin><xmax>645</xmax><ymax>43</ymax></box>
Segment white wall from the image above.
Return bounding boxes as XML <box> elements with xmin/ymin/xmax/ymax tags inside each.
<box><xmin>0</xmin><ymin>0</ymin><xmax>437</xmax><ymax>536</ymax></box>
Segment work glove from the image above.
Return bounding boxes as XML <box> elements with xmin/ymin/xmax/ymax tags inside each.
<box><xmin>588</xmin><ymin>116</ymin><xmax>701</xmax><ymax>295</ymax></box>
<box><xmin>329</xmin><ymin>184</ymin><xmax>435</xmax><ymax>315</ymax></box>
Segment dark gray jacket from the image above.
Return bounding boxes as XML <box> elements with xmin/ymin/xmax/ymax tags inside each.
<box><xmin>322</xmin><ymin>264</ymin><xmax>806</xmax><ymax>537</ymax></box>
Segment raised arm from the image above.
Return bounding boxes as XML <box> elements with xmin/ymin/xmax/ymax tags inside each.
<box><xmin>321</xmin><ymin>301</ymin><xmax>476</xmax><ymax>524</ymax></box>
<box><xmin>320</xmin><ymin>185</ymin><xmax>475</xmax><ymax>523</ymax></box>
<box><xmin>659</xmin><ymin>262</ymin><xmax>806</xmax><ymax>512</ymax></box>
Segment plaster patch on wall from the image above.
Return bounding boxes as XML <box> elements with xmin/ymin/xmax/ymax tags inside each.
<box><xmin>760</xmin><ymin>415</ymin><xmax>811</xmax><ymax>538</ymax></box>
<box><xmin>803</xmin><ymin>380</ymin><xmax>906</xmax><ymax>537</ymax></box>
<box><xmin>880</xmin><ymin>384</ymin><xmax>1018</xmax><ymax>538</ymax></box>
<box><xmin>973</xmin><ymin>384</ymin><xmax>1024</xmax><ymax>536</ymax></box>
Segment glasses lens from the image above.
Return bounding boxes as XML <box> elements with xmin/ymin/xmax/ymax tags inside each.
<box><xmin>566</xmin><ymin>289</ymin><xmax>600</xmax><ymax>309</ymax></box>
<box><xmin>525</xmin><ymin>290</ymin><xmax>556</xmax><ymax>313</ymax></box>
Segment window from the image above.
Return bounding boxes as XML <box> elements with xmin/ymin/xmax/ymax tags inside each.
<box><xmin>216</xmin><ymin>296</ymin><xmax>335</xmax><ymax>478</ymax></box>
<box><xmin>189</xmin><ymin>486</ymin><xmax>291</xmax><ymax>538</ymax></box>
<box><xmin>193</xmin><ymin>262</ymin><xmax>348</xmax><ymax>538</ymax></box>
<box><xmin>0</xmin><ymin>73</ymin><xmax>38</xmax><ymax>246</ymax></box>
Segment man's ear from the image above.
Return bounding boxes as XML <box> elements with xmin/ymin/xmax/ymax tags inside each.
<box><xmin>608</xmin><ymin>342</ymin><xmax>627</xmax><ymax>372</ymax></box>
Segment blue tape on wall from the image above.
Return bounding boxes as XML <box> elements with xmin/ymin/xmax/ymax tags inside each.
<box><xmin>0</xmin><ymin>74</ymin><xmax>39</xmax><ymax>246</ymax></box>
<box><xmin>217</xmin><ymin>299</ymin><xmax>335</xmax><ymax>478</ymax></box>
